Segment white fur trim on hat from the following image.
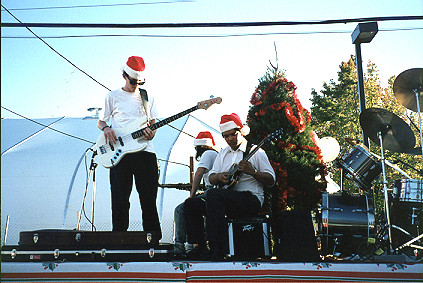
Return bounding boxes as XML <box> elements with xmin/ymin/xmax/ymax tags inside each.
<box><xmin>194</xmin><ymin>138</ymin><xmax>214</xmax><ymax>147</ymax></box>
<box><xmin>219</xmin><ymin>121</ymin><xmax>239</xmax><ymax>133</ymax></box>
<box><xmin>121</xmin><ymin>56</ymin><xmax>145</xmax><ymax>80</ymax></box>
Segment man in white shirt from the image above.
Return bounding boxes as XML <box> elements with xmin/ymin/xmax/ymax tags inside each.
<box><xmin>97</xmin><ymin>56</ymin><xmax>161</xmax><ymax>238</ymax></box>
<box><xmin>186</xmin><ymin>113</ymin><xmax>275</xmax><ymax>260</ymax></box>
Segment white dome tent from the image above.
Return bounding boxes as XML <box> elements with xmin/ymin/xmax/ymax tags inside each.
<box><xmin>1</xmin><ymin>114</ymin><xmax>224</xmax><ymax>245</ymax></box>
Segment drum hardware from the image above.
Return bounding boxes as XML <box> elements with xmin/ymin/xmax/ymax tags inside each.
<box><xmin>396</xmin><ymin>234</ymin><xmax>423</xmax><ymax>251</ymax></box>
<box><xmin>360</xmin><ymin>108</ymin><xmax>419</xmax><ymax>252</ymax></box>
<box><xmin>393</xmin><ymin>68</ymin><xmax>423</xmax><ymax>157</ymax></box>
<box><xmin>411</xmin><ymin>207</ymin><xmax>421</xmax><ymax>226</ymax></box>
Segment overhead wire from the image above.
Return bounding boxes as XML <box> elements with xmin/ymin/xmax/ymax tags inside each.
<box><xmin>0</xmin><ymin>1</ymin><xmax>193</xmax><ymax>12</ymax></box>
<box><xmin>2</xmin><ymin>27</ymin><xmax>422</xmax><ymax>39</ymax></box>
<box><xmin>2</xmin><ymin>15</ymin><xmax>422</xmax><ymax>29</ymax></box>
<box><xmin>1</xmin><ymin>4</ymin><xmax>111</xmax><ymax>92</ymax></box>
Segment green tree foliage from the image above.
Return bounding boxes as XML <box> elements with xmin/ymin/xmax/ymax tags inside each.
<box><xmin>311</xmin><ymin>56</ymin><xmax>422</xmax><ymax>221</ymax></box>
<box><xmin>246</xmin><ymin>66</ymin><xmax>327</xmax><ymax>214</ymax></box>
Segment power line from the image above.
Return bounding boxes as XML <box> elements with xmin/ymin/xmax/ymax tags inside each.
<box><xmin>0</xmin><ymin>1</ymin><xmax>193</xmax><ymax>11</ymax></box>
<box><xmin>1</xmin><ymin>4</ymin><xmax>111</xmax><ymax>92</ymax></box>
<box><xmin>2</xmin><ymin>16</ymin><xmax>422</xmax><ymax>29</ymax></box>
<box><xmin>1</xmin><ymin>106</ymin><xmax>95</xmax><ymax>144</ymax></box>
<box><xmin>2</xmin><ymin>27</ymin><xmax>422</xmax><ymax>39</ymax></box>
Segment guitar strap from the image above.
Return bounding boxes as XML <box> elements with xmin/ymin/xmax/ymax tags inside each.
<box><xmin>139</xmin><ymin>88</ymin><xmax>151</xmax><ymax>122</ymax></box>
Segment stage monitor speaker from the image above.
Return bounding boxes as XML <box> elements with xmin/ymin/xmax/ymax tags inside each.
<box><xmin>227</xmin><ymin>216</ymin><xmax>270</xmax><ymax>260</ymax></box>
<box><xmin>273</xmin><ymin>210</ymin><xmax>320</xmax><ymax>262</ymax></box>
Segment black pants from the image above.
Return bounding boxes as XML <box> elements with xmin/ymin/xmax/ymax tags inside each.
<box><xmin>185</xmin><ymin>187</ymin><xmax>261</xmax><ymax>246</ymax></box>
<box><xmin>110</xmin><ymin>151</ymin><xmax>161</xmax><ymax>238</ymax></box>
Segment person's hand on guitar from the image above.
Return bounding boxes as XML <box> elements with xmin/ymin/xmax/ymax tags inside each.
<box><xmin>215</xmin><ymin>172</ymin><xmax>231</xmax><ymax>185</ymax></box>
<box><xmin>238</xmin><ymin>160</ymin><xmax>256</xmax><ymax>176</ymax></box>
<box><xmin>142</xmin><ymin>120</ymin><xmax>156</xmax><ymax>140</ymax></box>
<box><xmin>142</xmin><ymin>127</ymin><xmax>156</xmax><ymax>140</ymax></box>
<box><xmin>103</xmin><ymin>127</ymin><xmax>117</xmax><ymax>145</ymax></box>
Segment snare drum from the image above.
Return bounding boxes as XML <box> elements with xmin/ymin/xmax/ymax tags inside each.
<box><xmin>320</xmin><ymin>192</ymin><xmax>375</xmax><ymax>237</ymax></box>
<box><xmin>339</xmin><ymin>145</ymin><xmax>381</xmax><ymax>190</ymax></box>
<box><xmin>393</xmin><ymin>179</ymin><xmax>423</xmax><ymax>203</ymax></box>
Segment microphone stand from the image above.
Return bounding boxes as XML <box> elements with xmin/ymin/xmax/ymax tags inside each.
<box><xmin>90</xmin><ymin>150</ymin><xmax>98</xmax><ymax>231</ymax></box>
<box><xmin>76</xmin><ymin>149</ymin><xmax>98</xmax><ymax>231</ymax></box>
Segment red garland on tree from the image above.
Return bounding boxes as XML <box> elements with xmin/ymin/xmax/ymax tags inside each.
<box><xmin>247</xmin><ymin>68</ymin><xmax>327</xmax><ymax>214</ymax></box>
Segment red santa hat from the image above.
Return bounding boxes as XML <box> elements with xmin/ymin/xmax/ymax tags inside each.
<box><xmin>121</xmin><ymin>56</ymin><xmax>145</xmax><ymax>80</ymax></box>
<box><xmin>219</xmin><ymin>113</ymin><xmax>250</xmax><ymax>135</ymax></box>
<box><xmin>194</xmin><ymin>131</ymin><xmax>216</xmax><ymax>147</ymax></box>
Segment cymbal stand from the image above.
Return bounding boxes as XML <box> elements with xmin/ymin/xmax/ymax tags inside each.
<box><xmin>413</xmin><ymin>88</ymin><xmax>423</xmax><ymax>157</ymax></box>
<box><xmin>377</xmin><ymin>130</ymin><xmax>393</xmax><ymax>251</ymax></box>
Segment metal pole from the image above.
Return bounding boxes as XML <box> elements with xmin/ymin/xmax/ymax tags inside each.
<box><xmin>355</xmin><ymin>43</ymin><xmax>369</xmax><ymax>148</ymax></box>
<box><xmin>3</xmin><ymin>215</ymin><xmax>10</xmax><ymax>246</ymax></box>
<box><xmin>378</xmin><ymin>131</ymin><xmax>392</xmax><ymax>251</ymax></box>
<box><xmin>190</xmin><ymin>156</ymin><xmax>194</xmax><ymax>184</ymax></box>
<box><xmin>414</xmin><ymin>90</ymin><xmax>423</xmax><ymax>157</ymax></box>
<box><xmin>91</xmin><ymin>161</ymin><xmax>98</xmax><ymax>231</ymax></box>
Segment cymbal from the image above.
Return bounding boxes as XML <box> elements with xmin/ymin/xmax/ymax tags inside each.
<box><xmin>393</xmin><ymin>68</ymin><xmax>423</xmax><ymax>112</ymax></box>
<box><xmin>360</xmin><ymin>108</ymin><xmax>415</xmax><ymax>153</ymax></box>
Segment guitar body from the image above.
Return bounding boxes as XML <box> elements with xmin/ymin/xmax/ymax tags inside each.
<box><xmin>219</xmin><ymin>128</ymin><xmax>283</xmax><ymax>190</ymax></box>
<box><xmin>95</xmin><ymin>118</ymin><xmax>149</xmax><ymax>168</ymax></box>
<box><xmin>221</xmin><ymin>164</ymin><xmax>240</xmax><ymax>190</ymax></box>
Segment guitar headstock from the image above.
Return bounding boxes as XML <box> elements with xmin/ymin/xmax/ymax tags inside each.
<box><xmin>197</xmin><ymin>97</ymin><xmax>222</xmax><ymax>110</ymax></box>
<box><xmin>265</xmin><ymin>128</ymin><xmax>284</xmax><ymax>143</ymax></box>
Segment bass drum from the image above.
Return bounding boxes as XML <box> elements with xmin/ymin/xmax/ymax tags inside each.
<box><xmin>338</xmin><ymin>145</ymin><xmax>381</xmax><ymax>190</ymax></box>
<box><xmin>318</xmin><ymin>192</ymin><xmax>375</xmax><ymax>257</ymax></box>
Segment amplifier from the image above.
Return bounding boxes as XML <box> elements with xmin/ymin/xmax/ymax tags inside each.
<box><xmin>227</xmin><ymin>216</ymin><xmax>270</xmax><ymax>260</ymax></box>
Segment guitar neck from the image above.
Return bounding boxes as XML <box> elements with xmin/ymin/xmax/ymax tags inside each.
<box><xmin>243</xmin><ymin>138</ymin><xmax>267</xmax><ymax>162</ymax></box>
<box><xmin>227</xmin><ymin>139</ymin><xmax>266</xmax><ymax>176</ymax></box>
<box><xmin>131</xmin><ymin>105</ymin><xmax>198</xmax><ymax>139</ymax></box>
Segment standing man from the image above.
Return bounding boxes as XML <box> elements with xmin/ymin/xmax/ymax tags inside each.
<box><xmin>186</xmin><ymin>113</ymin><xmax>275</xmax><ymax>260</ymax></box>
<box><xmin>97</xmin><ymin>56</ymin><xmax>161</xmax><ymax>239</ymax></box>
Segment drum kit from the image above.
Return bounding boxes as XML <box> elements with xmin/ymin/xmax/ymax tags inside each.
<box><xmin>318</xmin><ymin>68</ymin><xmax>423</xmax><ymax>260</ymax></box>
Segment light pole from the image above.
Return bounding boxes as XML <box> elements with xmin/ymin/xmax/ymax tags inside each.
<box><xmin>351</xmin><ymin>22</ymin><xmax>378</xmax><ymax>147</ymax></box>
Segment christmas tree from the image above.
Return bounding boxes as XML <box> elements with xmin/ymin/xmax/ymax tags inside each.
<box><xmin>246</xmin><ymin>66</ymin><xmax>327</xmax><ymax>214</ymax></box>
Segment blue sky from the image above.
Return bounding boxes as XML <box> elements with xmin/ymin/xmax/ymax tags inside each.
<box><xmin>1</xmin><ymin>0</ymin><xmax>422</xmax><ymax>130</ymax></box>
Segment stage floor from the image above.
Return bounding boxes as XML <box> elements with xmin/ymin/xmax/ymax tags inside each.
<box><xmin>2</xmin><ymin>260</ymin><xmax>422</xmax><ymax>282</ymax></box>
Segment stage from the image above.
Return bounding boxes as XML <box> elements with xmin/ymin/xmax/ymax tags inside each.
<box><xmin>1</xmin><ymin>260</ymin><xmax>422</xmax><ymax>282</ymax></box>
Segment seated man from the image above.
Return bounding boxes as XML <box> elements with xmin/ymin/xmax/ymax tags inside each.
<box><xmin>173</xmin><ymin>131</ymin><xmax>218</xmax><ymax>258</ymax></box>
<box><xmin>185</xmin><ymin>113</ymin><xmax>275</xmax><ymax>260</ymax></box>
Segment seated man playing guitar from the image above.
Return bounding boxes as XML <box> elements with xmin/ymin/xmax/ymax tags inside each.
<box><xmin>185</xmin><ymin>113</ymin><xmax>275</xmax><ymax>260</ymax></box>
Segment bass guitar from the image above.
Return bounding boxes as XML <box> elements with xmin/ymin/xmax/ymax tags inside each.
<box><xmin>221</xmin><ymin>128</ymin><xmax>283</xmax><ymax>190</ymax></box>
<box><xmin>95</xmin><ymin>97</ymin><xmax>222</xmax><ymax>168</ymax></box>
